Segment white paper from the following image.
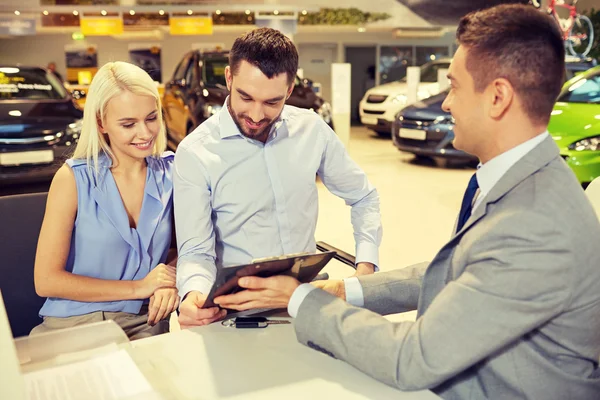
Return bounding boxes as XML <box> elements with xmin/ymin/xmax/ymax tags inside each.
<box><xmin>54</xmin><ymin>343</ymin><xmax>119</xmax><ymax>365</ymax></box>
<box><xmin>23</xmin><ymin>349</ymin><xmax>159</xmax><ymax>400</ymax></box>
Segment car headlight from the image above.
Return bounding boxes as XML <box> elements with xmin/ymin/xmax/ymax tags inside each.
<box><xmin>568</xmin><ymin>135</ymin><xmax>600</xmax><ymax>151</ymax></box>
<box><xmin>202</xmin><ymin>104</ymin><xmax>222</xmax><ymax>119</ymax></box>
<box><xmin>392</xmin><ymin>94</ymin><xmax>407</xmax><ymax>105</ymax></box>
<box><xmin>66</xmin><ymin>119</ymin><xmax>83</xmax><ymax>140</ymax></box>
<box><xmin>434</xmin><ymin>115</ymin><xmax>455</xmax><ymax>124</ymax></box>
<box><xmin>316</xmin><ymin>102</ymin><xmax>332</xmax><ymax>124</ymax></box>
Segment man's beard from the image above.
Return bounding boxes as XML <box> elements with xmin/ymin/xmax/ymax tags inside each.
<box><xmin>227</xmin><ymin>97</ymin><xmax>279</xmax><ymax>142</ymax></box>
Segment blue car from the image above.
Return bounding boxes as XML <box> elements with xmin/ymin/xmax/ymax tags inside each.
<box><xmin>391</xmin><ymin>89</ymin><xmax>477</xmax><ymax>162</ymax></box>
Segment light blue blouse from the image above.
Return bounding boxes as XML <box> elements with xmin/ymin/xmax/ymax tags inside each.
<box><xmin>39</xmin><ymin>152</ymin><xmax>174</xmax><ymax>317</ymax></box>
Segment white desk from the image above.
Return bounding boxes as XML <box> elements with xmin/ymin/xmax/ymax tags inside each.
<box><xmin>130</xmin><ymin>320</ymin><xmax>440</xmax><ymax>400</ymax></box>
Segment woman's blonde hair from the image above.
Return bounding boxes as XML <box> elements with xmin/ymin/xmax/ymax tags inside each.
<box><xmin>72</xmin><ymin>61</ymin><xmax>167</xmax><ymax>172</ymax></box>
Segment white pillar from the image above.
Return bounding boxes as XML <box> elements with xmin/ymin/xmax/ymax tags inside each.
<box><xmin>331</xmin><ymin>63</ymin><xmax>351</xmax><ymax>145</ymax></box>
<box><xmin>438</xmin><ymin>68</ymin><xmax>449</xmax><ymax>92</ymax></box>
<box><xmin>406</xmin><ymin>66</ymin><xmax>421</xmax><ymax>105</ymax></box>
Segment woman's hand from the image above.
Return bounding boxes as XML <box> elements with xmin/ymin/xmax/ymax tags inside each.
<box><xmin>148</xmin><ymin>287</ymin><xmax>179</xmax><ymax>326</ymax></box>
<box><xmin>136</xmin><ymin>263</ymin><xmax>176</xmax><ymax>299</ymax></box>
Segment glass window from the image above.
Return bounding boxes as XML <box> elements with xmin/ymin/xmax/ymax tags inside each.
<box><xmin>420</xmin><ymin>61</ymin><xmax>451</xmax><ymax>83</ymax></box>
<box><xmin>184</xmin><ymin>56</ymin><xmax>197</xmax><ymax>87</ymax></box>
<box><xmin>379</xmin><ymin>46</ymin><xmax>413</xmax><ymax>84</ymax></box>
<box><xmin>416</xmin><ymin>47</ymin><xmax>449</xmax><ymax>67</ymax></box>
<box><xmin>0</xmin><ymin>68</ymin><xmax>67</xmax><ymax>100</ymax></box>
<box><xmin>203</xmin><ymin>57</ymin><xmax>228</xmax><ymax>88</ymax></box>
<box><xmin>560</xmin><ymin>74</ymin><xmax>600</xmax><ymax>104</ymax></box>
<box><xmin>173</xmin><ymin>54</ymin><xmax>191</xmax><ymax>81</ymax></box>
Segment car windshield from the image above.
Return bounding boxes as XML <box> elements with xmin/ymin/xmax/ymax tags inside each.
<box><xmin>0</xmin><ymin>67</ymin><xmax>67</xmax><ymax>100</ymax></box>
<box><xmin>420</xmin><ymin>62</ymin><xmax>451</xmax><ymax>83</ymax></box>
<box><xmin>559</xmin><ymin>73</ymin><xmax>600</xmax><ymax>104</ymax></box>
<box><xmin>203</xmin><ymin>57</ymin><xmax>228</xmax><ymax>88</ymax></box>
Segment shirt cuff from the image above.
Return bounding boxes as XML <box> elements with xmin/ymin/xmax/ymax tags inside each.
<box><xmin>355</xmin><ymin>241</ymin><xmax>380</xmax><ymax>272</ymax></box>
<box><xmin>177</xmin><ymin>275</ymin><xmax>213</xmax><ymax>301</ymax></box>
<box><xmin>343</xmin><ymin>277</ymin><xmax>365</xmax><ymax>307</ymax></box>
<box><xmin>287</xmin><ymin>283</ymin><xmax>317</xmax><ymax>318</ymax></box>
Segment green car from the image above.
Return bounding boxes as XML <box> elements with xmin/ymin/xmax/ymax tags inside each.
<box><xmin>549</xmin><ymin>65</ymin><xmax>600</xmax><ymax>188</ymax></box>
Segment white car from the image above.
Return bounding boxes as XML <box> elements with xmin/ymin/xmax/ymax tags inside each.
<box><xmin>359</xmin><ymin>59</ymin><xmax>451</xmax><ymax>135</ymax></box>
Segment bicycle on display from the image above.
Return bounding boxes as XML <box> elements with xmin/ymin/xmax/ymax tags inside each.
<box><xmin>530</xmin><ymin>0</ymin><xmax>594</xmax><ymax>57</ymax></box>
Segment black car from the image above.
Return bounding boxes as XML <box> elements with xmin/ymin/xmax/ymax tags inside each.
<box><xmin>163</xmin><ymin>50</ymin><xmax>333</xmax><ymax>149</ymax></box>
<box><xmin>0</xmin><ymin>66</ymin><xmax>83</xmax><ymax>185</ymax></box>
<box><xmin>391</xmin><ymin>89</ymin><xmax>477</xmax><ymax>163</ymax></box>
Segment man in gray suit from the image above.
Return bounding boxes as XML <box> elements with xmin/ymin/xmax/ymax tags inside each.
<box><xmin>214</xmin><ymin>4</ymin><xmax>600</xmax><ymax>399</ymax></box>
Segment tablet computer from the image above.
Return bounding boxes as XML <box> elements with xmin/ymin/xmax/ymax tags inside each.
<box><xmin>202</xmin><ymin>251</ymin><xmax>336</xmax><ymax>309</ymax></box>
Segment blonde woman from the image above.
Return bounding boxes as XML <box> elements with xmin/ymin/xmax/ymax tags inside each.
<box><xmin>31</xmin><ymin>61</ymin><xmax>178</xmax><ymax>339</ymax></box>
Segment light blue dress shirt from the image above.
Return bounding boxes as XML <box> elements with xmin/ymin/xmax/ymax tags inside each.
<box><xmin>174</xmin><ymin>102</ymin><xmax>382</xmax><ymax>298</ymax></box>
<box><xmin>39</xmin><ymin>152</ymin><xmax>175</xmax><ymax>318</ymax></box>
<box><xmin>288</xmin><ymin>131</ymin><xmax>550</xmax><ymax>317</ymax></box>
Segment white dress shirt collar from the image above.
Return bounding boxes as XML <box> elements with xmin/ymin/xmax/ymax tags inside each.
<box><xmin>476</xmin><ymin>131</ymin><xmax>549</xmax><ymax>202</ymax></box>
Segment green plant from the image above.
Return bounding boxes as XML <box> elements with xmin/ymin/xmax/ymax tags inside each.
<box><xmin>298</xmin><ymin>8</ymin><xmax>391</xmax><ymax>25</ymax></box>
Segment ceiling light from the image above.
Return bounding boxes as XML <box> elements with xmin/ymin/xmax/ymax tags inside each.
<box><xmin>187</xmin><ymin>10</ymin><xmax>193</xmax><ymax>15</ymax></box>
<box><xmin>14</xmin><ymin>10</ymin><xmax>20</xmax><ymax>16</ymax></box>
<box><xmin>274</xmin><ymin>10</ymin><xmax>279</xmax><ymax>15</ymax></box>
<box><xmin>101</xmin><ymin>10</ymin><xmax>107</xmax><ymax>16</ymax></box>
<box><xmin>129</xmin><ymin>10</ymin><xmax>135</xmax><ymax>15</ymax></box>
<box><xmin>159</xmin><ymin>10</ymin><xmax>165</xmax><ymax>15</ymax></box>
<box><xmin>73</xmin><ymin>10</ymin><xmax>79</xmax><ymax>16</ymax></box>
<box><xmin>245</xmin><ymin>10</ymin><xmax>251</xmax><ymax>15</ymax></box>
<box><xmin>302</xmin><ymin>10</ymin><xmax>307</xmax><ymax>15</ymax></box>
<box><xmin>42</xmin><ymin>10</ymin><xmax>49</xmax><ymax>16</ymax></box>
<box><xmin>216</xmin><ymin>10</ymin><xmax>221</xmax><ymax>15</ymax></box>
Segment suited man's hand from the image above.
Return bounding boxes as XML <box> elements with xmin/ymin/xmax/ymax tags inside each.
<box><xmin>310</xmin><ymin>279</ymin><xmax>346</xmax><ymax>300</ymax></box>
<box><xmin>354</xmin><ymin>262</ymin><xmax>375</xmax><ymax>276</ymax></box>
<box><xmin>214</xmin><ymin>276</ymin><xmax>300</xmax><ymax>310</ymax></box>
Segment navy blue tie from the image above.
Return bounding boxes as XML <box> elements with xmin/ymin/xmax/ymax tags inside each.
<box><xmin>456</xmin><ymin>173</ymin><xmax>479</xmax><ymax>233</ymax></box>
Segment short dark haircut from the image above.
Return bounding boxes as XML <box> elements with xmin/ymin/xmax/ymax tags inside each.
<box><xmin>229</xmin><ymin>27</ymin><xmax>298</xmax><ymax>86</ymax></box>
<box><xmin>457</xmin><ymin>4</ymin><xmax>565</xmax><ymax>124</ymax></box>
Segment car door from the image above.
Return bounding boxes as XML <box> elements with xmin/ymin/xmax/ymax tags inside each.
<box><xmin>182</xmin><ymin>53</ymin><xmax>202</xmax><ymax>134</ymax></box>
<box><xmin>164</xmin><ymin>53</ymin><xmax>192</xmax><ymax>141</ymax></box>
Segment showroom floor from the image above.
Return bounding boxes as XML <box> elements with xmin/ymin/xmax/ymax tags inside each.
<box><xmin>317</xmin><ymin>126</ymin><xmax>474</xmax><ymax>275</ymax></box>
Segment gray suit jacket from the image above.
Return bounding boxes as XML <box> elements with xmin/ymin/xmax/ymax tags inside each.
<box><xmin>295</xmin><ymin>136</ymin><xmax>600</xmax><ymax>399</ymax></box>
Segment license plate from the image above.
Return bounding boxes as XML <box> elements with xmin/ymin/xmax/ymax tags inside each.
<box><xmin>0</xmin><ymin>150</ymin><xmax>54</xmax><ymax>166</ymax></box>
<box><xmin>361</xmin><ymin>116</ymin><xmax>378</xmax><ymax>125</ymax></box>
<box><xmin>399</xmin><ymin>128</ymin><xmax>426</xmax><ymax>140</ymax></box>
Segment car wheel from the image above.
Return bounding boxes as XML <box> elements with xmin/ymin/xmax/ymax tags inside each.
<box><xmin>375</xmin><ymin>130</ymin><xmax>391</xmax><ymax>137</ymax></box>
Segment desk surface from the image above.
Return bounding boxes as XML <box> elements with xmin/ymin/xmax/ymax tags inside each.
<box><xmin>130</xmin><ymin>318</ymin><xmax>440</xmax><ymax>400</ymax></box>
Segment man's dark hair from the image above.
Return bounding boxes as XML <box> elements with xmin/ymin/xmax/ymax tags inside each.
<box><xmin>457</xmin><ymin>4</ymin><xmax>565</xmax><ymax>124</ymax></box>
<box><xmin>229</xmin><ymin>27</ymin><xmax>298</xmax><ymax>86</ymax></box>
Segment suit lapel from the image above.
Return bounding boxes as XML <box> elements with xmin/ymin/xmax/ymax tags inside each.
<box><xmin>455</xmin><ymin>135</ymin><xmax>559</xmax><ymax>236</ymax></box>
<box><xmin>417</xmin><ymin>136</ymin><xmax>561</xmax><ymax>317</ymax></box>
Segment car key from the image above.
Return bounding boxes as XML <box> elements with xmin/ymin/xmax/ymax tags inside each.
<box><xmin>233</xmin><ymin>316</ymin><xmax>291</xmax><ymax>328</ymax></box>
